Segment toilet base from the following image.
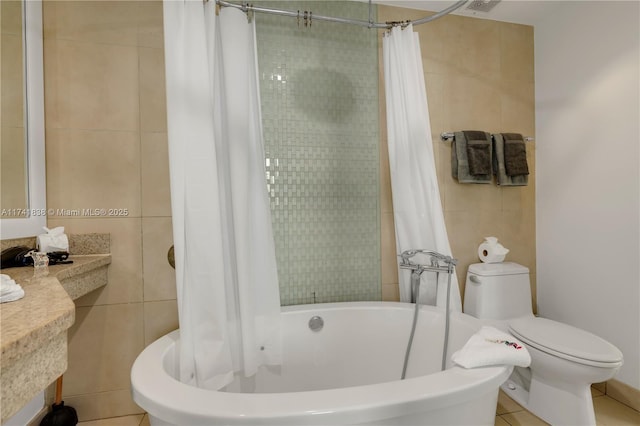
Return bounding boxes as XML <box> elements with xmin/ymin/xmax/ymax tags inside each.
<box><xmin>501</xmin><ymin>368</ymin><xmax>597</xmax><ymax>426</ymax></box>
<box><xmin>529</xmin><ymin>376</ymin><xmax>596</xmax><ymax>425</ymax></box>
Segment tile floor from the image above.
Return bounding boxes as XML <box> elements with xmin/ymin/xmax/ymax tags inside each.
<box><xmin>495</xmin><ymin>387</ymin><xmax>640</xmax><ymax>426</ymax></box>
<box><xmin>78</xmin><ymin>389</ymin><xmax>639</xmax><ymax>426</ymax></box>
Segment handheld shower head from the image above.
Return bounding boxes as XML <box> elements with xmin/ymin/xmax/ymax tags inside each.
<box><xmin>399</xmin><ymin>249</ymin><xmax>419</xmax><ymax>264</ymax></box>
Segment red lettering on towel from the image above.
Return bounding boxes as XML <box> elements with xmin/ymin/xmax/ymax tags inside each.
<box><xmin>486</xmin><ymin>339</ymin><xmax>522</xmax><ymax>350</ymax></box>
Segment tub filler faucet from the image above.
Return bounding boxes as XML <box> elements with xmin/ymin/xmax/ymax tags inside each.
<box><xmin>399</xmin><ymin>249</ymin><xmax>457</xmax><ymax>303</ymax></box>
<box><xmin>400</xmin><ymin>249</ymin><xmax>456</xmax><ymax>268</ymax></box>
<box><xmin>398</xmin><ymin>249</ymin><xmax>458</xmax><ymax>377</ymax></box>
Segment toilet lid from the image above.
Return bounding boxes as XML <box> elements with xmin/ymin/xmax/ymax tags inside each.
<box><xmin>508</xmin><ymin>317</ymin><xmax>623</xmax><ymax>367</ymax></box>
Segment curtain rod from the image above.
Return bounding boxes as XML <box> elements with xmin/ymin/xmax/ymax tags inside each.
<box><xmin>213</xmin><ymin>0</ymin><xmax>469</xmax><ymax>29</ymax></box>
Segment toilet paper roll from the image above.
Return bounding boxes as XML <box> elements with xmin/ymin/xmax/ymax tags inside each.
<box><xmin>36</xmin><ymin>227</ymin><xmax>69</xmax><ymax>253</ymax></box>
<box><xmin>478</xmin><ymin>242</ymin><xmax>506</xmax><ymax>263</ymax></box>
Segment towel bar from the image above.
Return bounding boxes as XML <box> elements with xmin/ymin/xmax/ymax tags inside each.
<box><xmin>440</xmin><ymin>132</ymin><xmax>534</xmax><ymax>142</ymax></box>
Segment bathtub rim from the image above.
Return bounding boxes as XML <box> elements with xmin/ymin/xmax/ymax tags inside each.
<box><xmin>131</xmin><ymin>301</ymin><xmax>512</xmax><ymax>425</ymax></box>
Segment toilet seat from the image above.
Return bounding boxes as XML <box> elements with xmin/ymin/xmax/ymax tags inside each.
<box><xmin>508</xmin><ymin>317</ymin><xmax>623</xmax><ymax>368</ymax></box>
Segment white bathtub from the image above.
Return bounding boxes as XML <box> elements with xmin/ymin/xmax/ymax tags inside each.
<box><xmin>131</xmin><ymin>302</ymin><xmax>511</xmax><ymax>425</ymax></box>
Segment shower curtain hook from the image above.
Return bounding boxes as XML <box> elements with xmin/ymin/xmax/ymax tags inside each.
<box><xmin>309</xmin><ymin>11</ymin><xmax>312</xmax><ymax>27</ymax></box>
<box><xmin>297</xmin><ymin>10</ymin><xmax>300</xmax><ymax>28</ymax></box>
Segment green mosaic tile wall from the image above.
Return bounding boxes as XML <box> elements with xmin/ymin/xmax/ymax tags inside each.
<box><xmin>255</xmin><ymin>1</ymin><xmax>381</xmax><ymax>305</ymax></box>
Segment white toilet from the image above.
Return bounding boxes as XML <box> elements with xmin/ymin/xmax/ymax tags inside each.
<box><xmin>464</xmin><ymin>262</ymin><xmax>623</xmax><ymax>426</ymax></box>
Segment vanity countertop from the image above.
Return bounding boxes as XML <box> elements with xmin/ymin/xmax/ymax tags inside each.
<box><xmin>0</xmin><ymin>254</ymin><xmax>111</xmax><ymax>368</ymax></box>
<box><xmin>0</xmin><ymin>243</ymin><xmax>111</xmax><ymax>422</ymax></box>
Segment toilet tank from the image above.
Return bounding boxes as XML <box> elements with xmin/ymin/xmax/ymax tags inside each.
<box><xmin>463</xmin><ymin>262</ymin><xmax>533</xmax><ymax>320</ymax></box>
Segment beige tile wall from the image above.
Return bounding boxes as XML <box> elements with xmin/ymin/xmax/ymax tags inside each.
<box><xmin>40</xmin><ymin>1</ymin><xmax>535</xmax><ymax>420</ymax></box>
<box><xmin>43</xmin><ymin>1</ymin><xmax>173</xmax><ymax>420</ymax></box>
<box><xmin>377</xmin><ymin>5</ymin><xmax>537</xmax><ymax>310</ymax></box>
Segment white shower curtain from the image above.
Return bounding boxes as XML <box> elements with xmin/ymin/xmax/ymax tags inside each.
<box><xmin>383</xmin><ymin>25</ymin><xmax>461</xmax><ymax>311</ymax></box>
<box><xmin>163</xmin><ymin>0</ymin><xmax>281</xmax><ymax>390</ymax></box>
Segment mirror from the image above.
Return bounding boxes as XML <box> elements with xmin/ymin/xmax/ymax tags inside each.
<box><xmin>0</xmin><ymin>0</ymin><xmax>46</xmax><ymax>238</ymax></box>
<box><xmin>1</xmin><ymin>1</ymin><xmax>27</xmax><ymax>217</ymax></box>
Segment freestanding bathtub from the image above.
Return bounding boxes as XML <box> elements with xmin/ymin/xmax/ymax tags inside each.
<box><xmin>131</xmin><ymin>302</ymin><xmax>511</xmax><ymax>425</ymax></box>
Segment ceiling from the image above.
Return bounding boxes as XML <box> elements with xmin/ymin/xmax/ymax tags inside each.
<box><xmin>373</xmin><ymin>0</ymin><xmax>565</xmax><ymax>26</ymax></box>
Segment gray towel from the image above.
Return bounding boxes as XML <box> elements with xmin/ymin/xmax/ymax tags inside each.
<box><xmin>502</xmin><ymin>133</ymin><xmax>529</xmax><ymax>176</ymax></box>
<box><xmin>464</xmin><ymin>131</ymin><xmax>492</xmax><ymax>176</ymax></box>
<box><xmin>452</xmin><ymin>131</ymin><xmax>492</xmax><ymax>184</ymax></box>
<box><xmin>492</xmin><ymin>133</ymin><xmax>528</xmax><ymax>186</ymax></box>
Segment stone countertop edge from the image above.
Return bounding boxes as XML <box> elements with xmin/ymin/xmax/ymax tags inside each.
<box><xmin>0</xmin><ymin>254</ymin><xmax>111</xmax><ymax>368</ymax></box>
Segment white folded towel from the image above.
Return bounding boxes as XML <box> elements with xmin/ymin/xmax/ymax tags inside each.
<box><xmin>452</xmin><ymin>326</ymin><xmax>531</xmax><ymax>369</ymax></box>
<box><xmin>1</xmin><ymin>274</ymin><xmax>18</xmax><ymax>294</ymax></box>
<box><xmin>1</xmin><ymin>287</ymin><xmax>25</xmax><ymax>303</ymax></box>
<box><xmin>1</xmin><ymin>274</ymin><xmax>25</xmax><ymax>303</ymax></box>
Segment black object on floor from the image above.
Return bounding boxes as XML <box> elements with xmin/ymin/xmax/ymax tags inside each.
<box><xmin>40</xmin><ymin>376</ymin><xmax>77</xmax><ymax>426</ymax></box>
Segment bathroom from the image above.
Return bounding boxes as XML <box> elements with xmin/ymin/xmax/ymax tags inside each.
<box><xmin>0</xmin><ymin>0</ymin><xmax>637</xmax><ymax>425</ymax></box>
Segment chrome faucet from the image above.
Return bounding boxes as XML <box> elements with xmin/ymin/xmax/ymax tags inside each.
<box><xmin>398</xmin><ymin>249</ymin><xmax>458</xmax><ymax>378</ymax></box>
<box><xmin>398</xmin><ymin>249</ymin><xmax>457</xmax><ymax>303</ymax></box>
<box><xmin>399</xmin><ymin>249</ymin><xmax>457</xmax><ymax>270</ymax></box>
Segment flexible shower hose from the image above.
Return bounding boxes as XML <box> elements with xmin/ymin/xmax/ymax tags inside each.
<box><xmin>401</xmin><ymin>268</ymin><xmax>453</xmax><ymax>379</ymax></box>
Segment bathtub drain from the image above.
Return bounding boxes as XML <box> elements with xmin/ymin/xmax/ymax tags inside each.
<box><xmin>308</xmin><ymin>316</ymin><xmax>324</xmax><ymax>332</ymax></box>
